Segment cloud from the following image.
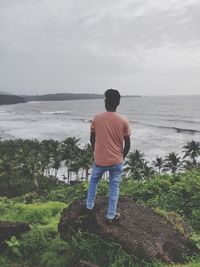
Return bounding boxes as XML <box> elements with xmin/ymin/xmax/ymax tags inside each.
<box><xmin>0</xmin><ymin>0</ymin><xmax>200</xmax><ymax>95</ymax></box>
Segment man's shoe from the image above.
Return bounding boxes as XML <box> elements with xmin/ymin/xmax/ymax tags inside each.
<box><xmin>106</xmin><ymin>213</ymin><xmax>121</xmax><ymax>225</ymax></box>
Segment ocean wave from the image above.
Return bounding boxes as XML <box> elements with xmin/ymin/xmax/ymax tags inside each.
<box><xmin>130</xmin><ymin>121</ymin><xmax>200</xmax><ymax>134</ymax></box>
<box><xmin>165</xmin><ymin>118</ymin><xmax>200</xmax><ymax>124</ymax></box>
<box><xmin>41</xmin><ymin>110</ymin><xmax>73</xmax><ymax>115</ymax></box>
<box><xmin>69</xmin><ymin>118</ymin><xmax>200</xmax><ymax>134</ymax></box>
<box><xmin>132</xmin><ymin>113</ymin><xmax>179</xmax><ymax>118</ymax></box>
<box><xmin>72</xmin><ymin>118</ymin><xmax>92</xmax><ymax>123</ymax></box>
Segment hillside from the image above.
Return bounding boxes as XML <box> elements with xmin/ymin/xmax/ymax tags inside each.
<box><xmin>0</xmin><ymin>94</ymin><xmax>26</xmax><ymax>105</ymax></box>
<box><xmin>21</xmin><ymin>93</ymin><xmax>104</xmax><ymax>102</ymax></box>
<box><xmin>21</xmin><ymin>93</ymin><xmax>141</xmax><ymax>102</ymax></box>
<box><xmin>0</xmin><ymin>92</ymin><xmax>141</xmax><ymax>105</ymax></box>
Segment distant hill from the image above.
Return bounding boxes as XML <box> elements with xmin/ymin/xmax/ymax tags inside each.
<box><xmin>0</xmin><ymin>94</ymin><xmax>26</xmax><ymax>105</ymax></box>
<box><xmin>21</xmin><ymin>93</ymin><xmax>104</xmax><ymax>102</ymax></box>
<box><xmin>21</xmin><ymin>93</ymin><xmax>141</xmax><ymax>102</ymax></box>
<box><xmin>0</xmin><ymin>92</ymin><xmax>141</xmax><ymax>105</ymax></box>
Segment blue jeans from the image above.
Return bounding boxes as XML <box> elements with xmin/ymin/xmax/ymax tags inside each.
<box><xmin>86</xmin><ymin>162</ymin><xmax>123</xmax><ymax>219</ymax></box>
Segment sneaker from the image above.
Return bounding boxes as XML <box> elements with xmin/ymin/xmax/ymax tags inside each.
<box><xmin>106</xmin><ymin>213</ymin><xmax>121</xmax><ymax>224</ymax></box>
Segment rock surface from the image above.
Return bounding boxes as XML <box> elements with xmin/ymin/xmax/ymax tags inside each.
<box><xmin>58</xmin><ymin>197</ymin><xmax>198</xmax><ymax>264</ymax></box>
<box><xmin>0</xmin><ymin>221</ymin><xmax>30</xmax><ymax>249</ymax></box>
<box><xmin>76</xmin><ymin>260</ymin><xmax>100</xmax><ymax>267</ymax></box>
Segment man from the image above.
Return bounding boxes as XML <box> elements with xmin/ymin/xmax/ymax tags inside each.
<box><xmin>86</xmin><ymin>89</ymin><xmax>131</xmax><ymax>223</ymax></box>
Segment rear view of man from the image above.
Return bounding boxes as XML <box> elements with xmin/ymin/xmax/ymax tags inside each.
<box><xmin>86</xmin><ymin>89</ymin><xmax>131</xmax><ymax>223</ymax></box>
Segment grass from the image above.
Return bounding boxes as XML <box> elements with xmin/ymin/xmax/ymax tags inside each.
<box><xmin>0</xmin><ymin>173</ymin><xmax>199</xmax><ymax>267</ymax></box>
<box><xmin>0</xmin><ymin>200</ymin><xmax>66</xmax><ymax>226</ymax></box>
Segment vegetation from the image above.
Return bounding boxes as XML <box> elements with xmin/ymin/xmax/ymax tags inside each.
<box><xmin>0</xmin><ymin>138</ymin><xmax>93</xmax><ymax>196</ymax></box>
<box><xmin>0</xmin><ymin>138</ymin><xmax>200</xmax><ymax>266</ymax></box>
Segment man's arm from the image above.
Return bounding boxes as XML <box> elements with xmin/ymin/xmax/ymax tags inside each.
<box><xmin>123</xmin><ymin>135</ymin><xmax>130</xmax><ymax>160</ymax></box>
<box><xmin>90</xmin><ymin>132</ymin><xmax>96</xmax><ymax>152</ymax></box>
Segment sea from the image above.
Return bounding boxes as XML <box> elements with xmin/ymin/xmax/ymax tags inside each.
<box><xmin>0</xmin><ymin>95</ymin><xmax>200</xmax><ymax>162</ymax></box>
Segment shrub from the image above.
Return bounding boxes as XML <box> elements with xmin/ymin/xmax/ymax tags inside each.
<box><xmin>46</xmin><ymin>183</ymin><xmax>88</xmax><ymax>203</ymax></box>
<box><xmin>120</xmin><ymin>171</ymin><xmax>200</xmax><ymax>232</ymax></box>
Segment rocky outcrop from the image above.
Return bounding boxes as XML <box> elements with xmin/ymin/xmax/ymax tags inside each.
<box><xmin>0</xmin><ymin>221</ymin><xmax>30</xmax><ymax>249</ymax></box>
<box><xmin>58</xmin><ymin>197</ymin><xmax>198</xmax><ymax>264</ymax></box>
<box><xmin>76</xmin><ymin>260</ymin><xmax>100</xmax><ymax>267</ymax></box>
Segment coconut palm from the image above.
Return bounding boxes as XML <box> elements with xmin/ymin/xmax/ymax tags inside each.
<box><xmin>17</xmin><ymin>139</ymin><xmax>43</xmax><ymax>191</ymax></box>
<box><xmin>143</xmin><ymin>162</ymin><xmax>155</xmax><ymax>178</ymax></box>
<box><xmin>40</xmin><ymin>139</ymin><xmax>55</xmax><ymax>176</ymax></box>
<box><xmin>152</xmin><ymin>157</ymin><xmax>164</xmax><ymax>174</ymax></box>
<box><xmin>0</xmin><ymin>157</ymin><xmax>14</xmax><ymax>192</ymax></box>
<box><xmin>164</xmin><ymin>152</ymin><xmax>182</xmax><ymax>173</ymax></box>
<box><xmin>79</xmin><ymin>143</ymin><xmax>93</xmax><ymax>180</ymax></box>
<box><xmin>48</xmin><ymin>140</ymin><xmax>63</xmax><ymax>179</ymax></box>
<box><xmin>68</xmin><ymin>162</ymin><xmax>80</xmax><ymax>180</ymax></box>
<box><xmin>183</xmin><ymin>140</ymin><xmax>200</xmax><ymax>165</ymax></box>
<box><xmin>0</xmin><ymin>140</ymin><xmax>21</xmax><ymax>194</ymax></box>
<box><xmin>124</xmin><ymin>150</ymin><xmax>149</xmax><ymax>180</ymax></box>
<box><xmin>61</xmin><ymin>137</ymin><xmax>81</xmax><ymax>182</ymax></box>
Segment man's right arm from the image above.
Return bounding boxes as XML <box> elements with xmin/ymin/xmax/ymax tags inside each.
<box><xmin>123</xmin><ymin>135</ymin><xmax>130</xmax><ymax>160</ymax></box>
<box><xmin>90</xmin><ymin>131</ymin><xmax>96</xmax><ymax>152</ymax></box>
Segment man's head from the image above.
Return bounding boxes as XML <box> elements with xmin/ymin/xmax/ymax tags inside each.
<box><xmin>104</xmin><ymin>89</ymin><xmax>121</xmax><ymax>111</ymax></box>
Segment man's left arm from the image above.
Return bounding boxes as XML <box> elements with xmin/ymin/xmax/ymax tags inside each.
<box><xmin>123</xmin><ymin>135</ymin><xmax>130</xmax><ymax>160</ymax></box>
<box><xmin>90</xmin><ymin>131</ymin><xmax>96</xmax><ymax>152</ymax></box>
<box><xmin>90</xmin><ymin>117</ymin><xmax>96</xmax><ymax>152</ymax></box>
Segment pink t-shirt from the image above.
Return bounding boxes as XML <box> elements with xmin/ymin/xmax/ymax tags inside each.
<box><xmin>91</xmin><ymin>112</ymin><xmax>131</xmax><ymax>166</ymax></box>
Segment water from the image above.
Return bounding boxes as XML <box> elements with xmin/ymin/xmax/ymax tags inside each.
<box><xmin>0</xmin><ymin>95</ymin><xmax>200</xmax><ymax>161</ymax></box>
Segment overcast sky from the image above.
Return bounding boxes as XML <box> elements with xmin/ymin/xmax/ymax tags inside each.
<box><xmin>0</xmin><ymin>0</ymin><xmax>200</xmax><ymax>96</ymax></box>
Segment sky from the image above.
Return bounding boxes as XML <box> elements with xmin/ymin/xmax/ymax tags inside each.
<box><xmin>0</xmin><ymin>0</ymin><xmax>200</xmax><ymax>96</ymax></box>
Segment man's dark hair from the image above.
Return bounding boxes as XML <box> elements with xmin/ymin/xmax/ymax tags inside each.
<box><xmin>104</xmin><ymin>89</ymin><xmax>121</xmax><ymax>109</ymax></box>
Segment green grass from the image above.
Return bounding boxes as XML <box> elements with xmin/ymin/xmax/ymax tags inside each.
<box><xmin>0</xmin><ymin>200</ymin><xmax>66</xmax><ymax>226</ymax></box>
<box><xmin>0</xmin><ymin>170</ymin><xmax>200</xmax><ymax>267</ymax></box>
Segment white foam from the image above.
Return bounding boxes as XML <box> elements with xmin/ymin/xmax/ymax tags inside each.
<box><xmin>41</xmin><ymin>110</ymin><xmax>72</xmax><ymax>115</ymax></box>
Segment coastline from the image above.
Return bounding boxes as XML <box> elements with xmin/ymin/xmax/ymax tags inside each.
<box><xmin>0</xmin><ymin>93</ymin><xmax>142</xmax><ymax>106</ymax></box>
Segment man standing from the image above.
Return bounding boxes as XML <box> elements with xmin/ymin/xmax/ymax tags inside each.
<box><xmin>86</xmin><ymin>89</ymin><xmax>131</xmax><ymax>223</ymax></box>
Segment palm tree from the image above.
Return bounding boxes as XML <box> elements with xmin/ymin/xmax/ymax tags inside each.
<box><xmin>17</xmin><ymin>139</ymin><xmax>42</xmax><ymax>191</ymax></box>
<box><xmin>164</xmin><ymin>152</ymin><xmax>182</xmax><ymax>173</ymax></box>
<box><xmin>124</xmin><ymin>150</ymin><xmax>149</xmax><ymax>180</ymax></box>
<box><xmin>68</xmin><ymin>162</ymin><xmax>80</xmax><ymax>180</ymax></box>
<box><xmin>152</xmin><ymin>157</ymin><xmax>164</xmax><ymax>174</ymax></box>
<box><xmin>61</xmin><ymin>137</ymin><xmax>81</xmax><ymax>182</ymax></box>
<box><xmin>183</xmin><ymin>140</ymin><xmax>200</xmax><ymax>165</ymax></box>
<box><xmin>143</xmin><ymin>162</ymin><xmax>155</xmax><ymax>178</ymax></box>
<box><xmin>0</xmin><ymin>158</ymin><xmax>14</xmax><ymax>192</ymax></box>
<box><xmin>79</xmin><ymin>143</ymin><xmax>93</xmax><ymax>180</ymax></box>
<box><xmin>45</xmin><ymin>140</ymin><xmax>63</xmax><ymax>179</ymax></box>
<box><xmin>40</xmin><ymin>139</ymin><xmax>55</xmax><ymax>176</ymax></box>
<box><xmin>0</xmin><ymin>140</ymin><xmax>21</xmax><ymax>194</ymax></box>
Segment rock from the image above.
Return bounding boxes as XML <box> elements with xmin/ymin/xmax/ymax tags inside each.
<box><xmin>58</xmin><ymin>197</ymin><xmax>199</xmax><ymax>264</ymax></box>
<box><xmin>76</xmin><ymin>260</ymin><xmax>100</xmax><ymax>267</ymax></box>
<box><xmin>0</xmin><ymin>221</ymin><xmax>30</xmax><ymax>249</ymax></box>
